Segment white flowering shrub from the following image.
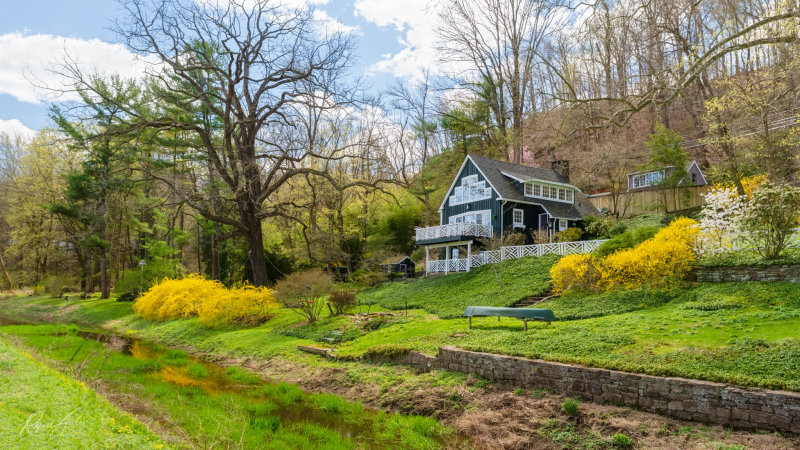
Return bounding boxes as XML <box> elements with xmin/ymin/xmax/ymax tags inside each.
<box><xmin>696</xmin><ymin>186</ymin><xmax>748</xmax><ymax>255</ymax></box>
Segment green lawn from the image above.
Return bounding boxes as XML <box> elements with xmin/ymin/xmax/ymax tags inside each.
<box><xmin>358</xmin><ymin>255</ymin><xmax>557</xmax><ymax>318</ymax></box>
<box><xmin>3</xmin><ymin>270</ymin><xmax>800</xmax><ymax>393</ymax></box>
<box><xmin>0</xmin><ymin>335</ymin><xmax>167</xmax><ymax>449</ymax></box>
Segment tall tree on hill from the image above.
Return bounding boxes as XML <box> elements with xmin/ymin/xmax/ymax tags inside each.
<box><xmin>645</xmin><ymin>123</ymin><xmax>689</xmax><ymax>213</ymax></box>
<box><xmin>437</xmin><ymin>0</ymin><xmax>564</xmax><ymax>164</ymax></box>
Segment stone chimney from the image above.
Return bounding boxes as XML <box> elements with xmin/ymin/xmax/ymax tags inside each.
<box><xmin>551</xmin><ymin>160</ymin><xmax>570</xmax><ymax>180</ymax></box>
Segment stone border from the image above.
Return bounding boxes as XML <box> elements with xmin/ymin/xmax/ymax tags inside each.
<box><xmin>692</xmin><ymin>265</ymin><xmax>800</xmax><ymax>283</ymax></box>
<box><xmin>385</xmin><ymin>346</ymin><xmax>800</xmax><ymax>433</ymax></box>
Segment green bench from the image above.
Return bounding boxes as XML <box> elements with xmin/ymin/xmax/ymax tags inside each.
<box><xmin>464</xmin><ymin>306</ymin><xmax>556</xmax><ymax>331</ymax></box>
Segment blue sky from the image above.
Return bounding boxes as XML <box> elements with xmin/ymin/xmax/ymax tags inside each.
<box><xmin>0</xmin><ymin>0</ymin><xmax>437</xmax><ymax>136</ymax></box>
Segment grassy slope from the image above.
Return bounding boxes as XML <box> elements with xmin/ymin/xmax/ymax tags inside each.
<box><xmin>0</xmin><ymin>335</ymin><xmax>166</xmax><ymax>449</ymax></box>
<box><xmin>358</xmin><ymin>255</ymin><xmax>558</xmax><ymax>318</ymax></box>
<box><xmin>341</xmin><ymin>282</ymin><xmax>800</xmax><ymax>390</ymax></box>
<box><xmin>3</xmin><ymin>269</ymin><xmax>800</xmax><ymax>393</ymax></box>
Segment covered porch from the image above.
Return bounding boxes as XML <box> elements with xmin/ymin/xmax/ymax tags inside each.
<box><xmin>423</xmin><ymin>240</ymin><xmax>478</xmax><ymax>275</ymax></box>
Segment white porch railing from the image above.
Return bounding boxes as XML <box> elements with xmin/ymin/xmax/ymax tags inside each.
<box><xmin>427</xmin><ymin>258</ymin><xmax>470</xmax><ymax>274</ymax></box>
<box><xmin>426</xmin><ymin>239</ymin><xmax>608</xmax><ymax>274</ymax></box>
<box><xmin>415</xmin><ymin>223</ymin><xmax>493</xmax><ymax>242</ymax></box>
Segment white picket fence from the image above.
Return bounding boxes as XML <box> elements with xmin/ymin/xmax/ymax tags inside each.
<box><xmin>426</xmin><ymin>239</ymin><xmax>608</xmax><ymax>274</ymax></box>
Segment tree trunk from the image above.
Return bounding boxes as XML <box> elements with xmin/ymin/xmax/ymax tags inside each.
<box><xmin>211</xmin><ymin>223</ymin><xmax>221</xmax><ymax>280</ymax></box>
<box><xmin>239</xmin><ymin>199</ymin><xmax>268</xmax><ymax>287</ymax></box>
<box><xmin>0</xmin><ymin>249</ymin><xmax>12</xmax><ymax>291</ymax></box>
<box><xmin>99</xmin><ymin>220</ymin><xmax>110</xmax><ymax>299</ymax></box>
<box><xmin>86</xmin><ymin>249</ymin><xmax>95</xmax><ymax>293</ymax></box>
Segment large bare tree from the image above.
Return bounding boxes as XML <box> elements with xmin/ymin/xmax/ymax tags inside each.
<box><xmin>62</xmin><ymin>0</ymin><xmax>374</xmax><ymax>286</ymax></box>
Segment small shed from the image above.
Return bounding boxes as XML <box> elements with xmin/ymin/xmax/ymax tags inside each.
<box><xmin>379</xmin><ymin>256</ymin><xmax>416</xmax><ymax>278</ymax></box>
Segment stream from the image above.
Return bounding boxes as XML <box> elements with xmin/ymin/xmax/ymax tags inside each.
<box><xmin>0</xmin><ymin>315</ymin><xmax>466</xmax><ymax>449</ymax></box>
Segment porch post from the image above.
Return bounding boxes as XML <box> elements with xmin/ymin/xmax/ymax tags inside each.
<box><xmin>425</xmin><ymin>246</ymin><xmax>430</xmax><ymax>277</ymax></box>
<box><xmin>444</xmin><ymin>245</ymin><xmax>449</xmax><ymax>275</ymax></box>
<box><xmin>466</xmin><ymin>241</ymin><xmax>472</xmax><ymax>272</ymax></box>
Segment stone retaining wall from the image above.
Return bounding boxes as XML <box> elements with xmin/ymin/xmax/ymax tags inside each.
<box><xmin>693</xmin><ymin>265</ymin><xmax>800</xmax><ymax>283</ymax></box>
<box><xmin>388</xmin><ymin>346</ymin><xmax>800</xmax><ymax>433</ymax></box>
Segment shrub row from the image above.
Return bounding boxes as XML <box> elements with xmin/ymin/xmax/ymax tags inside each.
<box><xmin>133</xmin><ymin>274</ymin><xmax>277</xmax><ymax>327</ymax></box>
<box><xmin>551</xmin><ymin>218</ymin><xmax>698</xmax><ymax>293</ymax></box>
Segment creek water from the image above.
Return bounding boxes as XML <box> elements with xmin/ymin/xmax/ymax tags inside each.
<box><xmin>0</xmin><ymin>315</ymin><xmax>466</xmax><ymax>448</ymax></box>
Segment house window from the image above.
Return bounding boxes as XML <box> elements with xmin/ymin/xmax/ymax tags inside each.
<box><xmin>513</xmin><ymin>209</ymin><xmax>524</xmax><ymax>227</ymax></box>
<box><xmin>691</xmin><ymin>173</ymin><xmax>697</xmax><ymax>184</ymax></box>
<box><xmin>523</xmin><ymin>182</ymin><xmax>574</xmax><ymax>203</ymax></box>
<box><xmin>632</xmin><ymin>170</ymin><xmax>665</xmax><ymax>189</ymax></box>
<box><xmin>558</xmin><ymin>219</ymin><xmax>567</xmax><ymax>231</ymax></box>
<box><xmin>449</xmin><ymin>174</ymin><xmax>492</xmax><ymax>205</ymax></box>
<box><xmin>449</xmin><ymin>210</ymin><xmax>491</xmax><ymax>226</ymax></box>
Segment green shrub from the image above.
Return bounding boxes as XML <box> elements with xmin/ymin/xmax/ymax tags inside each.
<box><xmin>595</xmin><ymin>226</ymin><xmax>659</xmax><ymax>258</ymax></box>
<box><xmin>350</xmin><ymin>270</ymin><xmax>385</xmax><ymax>287</ymax></box>
<box><xmin>116</xmin><ymin>289</ymin><xmax>140</xmax><ymax>302</ymax></box>
<box><xmin>556</xmin><ymin>227</ymin><xmax>583</xmax><ymax>242</ymax></box>
<box><xmin>113</xmin><ymin>259</ymin><xmax>183</xmax><ymax>294</ymax></box>
<box><xmin>612</xmin><ymin>432</ymin><xmax>633</xmax><ymax>447</ymax></box>
<box><xmin>608</xmin><ymin>222</ymin><xmax>628</xmax><ymax>237</ymax></box>
<box><xmin>582</xmin><ymin>215</ymin><xmax>611</xmax><ymax>239</ymax></box>
<box><xmin>274</xmin><ymin>269</ymin><xmax>335</xmax><ymax>323</ymax></box>
<box><xmin>42</xmin><ymin>275</ymin><xmax>72</xmax><ymax>297</ymax></box>
<box><xmin>742</xmin><ymin>182</ymin><xmax>800</xmax><ymax>259</ymax></box>
<box><xmin>328</xmin><ymin>290</ymin><xmax>356</xmax><ymax>315</ymax></box>
<box><xmin>561</xmin><ymin>398</ymin><xmax>580</xmax><ymax>415</ymax></box>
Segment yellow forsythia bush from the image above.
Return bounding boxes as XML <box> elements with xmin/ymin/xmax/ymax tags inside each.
<box><xmin>133</xmin><ymin>274</ymin><xmax>277</xmax><ymax>327</ymax></box>
<box><xmin>550</xmin><ymin>254</ymin><xmax>599</xmax><ymax>294</ymax></box>
<box><xmin>599</xmin><ymin>218</ymin><xmax>699</xmax><ymax>290</ymax></box>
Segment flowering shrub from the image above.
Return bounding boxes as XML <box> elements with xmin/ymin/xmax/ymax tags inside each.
<box><xmin>550</xmin><ymin>254</ymin><xmax>599</xmax><ymax>294</ymax></box>
<box><xmin>133</xmin><ymin>274</ymin><xmax>276</xmax><ymax>327</ymax></box>
<box><xmin>741</xmin><ymin>174</ymin><xmax>766</xmax><ymax>198</ymax></box>
<box><xmin>696</xmin><ymin>186</ymin><xmax>747</xmax><ymax>255</ymax></box>
<box><xmin>599</xmin><ymin>218</ymin><xmax>699</xmax><ymax>290</ymax></box>
<box><xmin>741</xmin><ymin>183</ymin><xmax>800</xmax><ymax>259</ymax></box>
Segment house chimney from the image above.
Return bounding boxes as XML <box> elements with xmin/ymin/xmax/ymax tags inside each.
<box><xmin>551</xmin><ymin>160</ymin><xmax>570</xmax><ymax>180</ymax></box>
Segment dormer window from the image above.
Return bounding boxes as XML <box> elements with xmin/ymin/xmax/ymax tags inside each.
<box><xmin>523</xmin><ymin>181</ymin><xmax>574</xmax><ymax>204</ymax></box>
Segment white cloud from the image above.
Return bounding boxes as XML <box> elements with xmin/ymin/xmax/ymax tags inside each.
<box><xmin>313</xmin><ymin>10</ymin><xmax>361</xmax><ymax>35</ymax></box>
<box><xmin>0</xmin><ymin>119</ymin><xmax>37</xmax><ymax>139</ymax></box>
<box><xmin>355</xmin><ymin>0</ymin><xmax>440</xmax><ymax>80</ymax></box>
<box><xmin>0</xmin><ymin>33</ymin><xmax>158</xmax><ymax>104</ymax></box>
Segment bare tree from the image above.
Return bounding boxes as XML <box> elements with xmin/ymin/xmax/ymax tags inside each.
<box><xmin>437</xmin><ymin>0</ymin><xmax>565</xmax><ymax>164</ymax></box>
<box><xmin>386</xmin><ymin>71</ymin><xmax>445</xmax><ymax>226</ymax></box>
<box><xmin>60</xmin><ymin>0</ymin><xmax>386</xmax><ymax>286</ymax></box>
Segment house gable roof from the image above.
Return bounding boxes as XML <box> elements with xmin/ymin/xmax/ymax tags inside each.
<box><xmin>437</xmin><ymin>154</ymin><xmax>504</xmax><ymax>212</ymax></box>
<box><xmin>465</xmin><ymin>155</ymin><xmax>598</xmax><ymax>220</ymax></box>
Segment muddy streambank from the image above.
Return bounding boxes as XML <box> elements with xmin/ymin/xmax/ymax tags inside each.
<box><xmin>1</xmin><ymin>309</ymin><xmax>798</xmax><ymax>449</ymax></box>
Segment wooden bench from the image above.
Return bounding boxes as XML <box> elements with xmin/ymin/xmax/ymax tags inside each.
<box><xmin>322</xmin><ymin>330</ymin><xmax>345</xmax><ymax>348</ymax></box>
<box><xmin>464</xmin><ymin>306</ymin><xmax>556</xmax><ymax>331</ymax></box>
